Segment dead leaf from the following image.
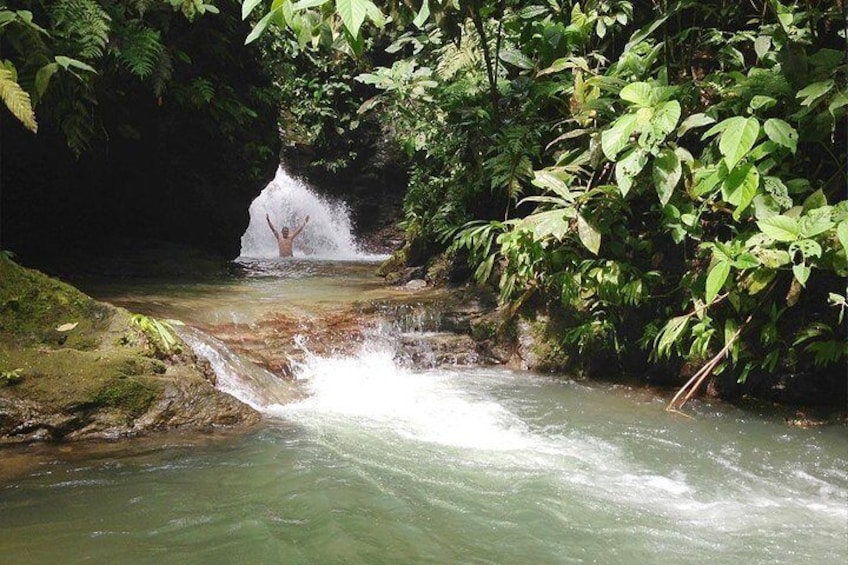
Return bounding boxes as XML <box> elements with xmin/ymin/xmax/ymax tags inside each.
<box><xmin>56</xmin><ymin>322</ymin><xmax>79</xmax><ymax>332</ymax></box>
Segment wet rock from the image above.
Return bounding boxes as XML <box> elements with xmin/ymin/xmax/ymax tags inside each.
<box><xmin>396</xmin><ymin>332</ymin><xmax>481</xmax><ymax>368</ymax></box>
<box><xmin>385</xmin><ymin>266</ymin><xmax>425</xmax><ymax>286</ymax></box>
<box><xmin>0</xmin><ymin>257</ymin><xmax>259</xmax><ymax>444</ymax></box>
<box><xmin>404</xmin><ymin>279</ymin><xmax>427</xmax><ymax>291</ymax></box>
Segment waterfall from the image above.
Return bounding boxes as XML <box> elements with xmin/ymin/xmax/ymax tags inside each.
<box><xmin>177</xmin><ymin>326</ymin><xmax>301</xmax><ymax>411</ymax></box>
<box><xmin>239</xmin><ymin>166</ymin><xmax>373</xmax><ymax>260</ymax></box>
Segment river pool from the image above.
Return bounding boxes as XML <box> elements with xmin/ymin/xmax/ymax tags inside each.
<box><xmin>1</xmin><ymin>260</ymin><xmax>845</xmax><ymax>563</ymax></box>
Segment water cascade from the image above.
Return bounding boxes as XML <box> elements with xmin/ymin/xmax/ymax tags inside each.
<box><xmin>239</xmin><ymin>166</ymin><xmax>369</xmax><ymax>260</ymax></box>
<box><xmin>177</xmin><ymin>326</ymin><xmax>301</xmax><ymax>410</ymax></box>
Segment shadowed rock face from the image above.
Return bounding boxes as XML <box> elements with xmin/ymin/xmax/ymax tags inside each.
<box><xmin>0</xmin><ymin>257</ymin><xmax>259</xmax><ymax>444</ymax></box>
<box><xmin>0</xmin><ymin>9</ymin><xmax>279</xmax><ymax>263</ymax></box>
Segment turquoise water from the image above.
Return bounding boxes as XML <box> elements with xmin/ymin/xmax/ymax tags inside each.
<box><xmin>2</xmin><ymin>262</ymin><xmax>846</xmax><ymax>563</ymax></box>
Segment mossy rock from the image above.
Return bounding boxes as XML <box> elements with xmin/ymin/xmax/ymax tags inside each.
<box><xmin>0</xmin><ymin>254</ymin><xmax>112</xmax><ymax>348</ymax></box>
<box><xmin>91</xmin><ymin>378</ymin><xmax>158</xmax><ymax>418</ymax></box>
<box><xmin>0</xmin><ymin>257</ymin><xmax>258</xmax><ymax>443</ymax></box>
<box><xmin>376</xmin><ymin>244</ymin><xmax>410</xmax><ymax>277</ymax></box>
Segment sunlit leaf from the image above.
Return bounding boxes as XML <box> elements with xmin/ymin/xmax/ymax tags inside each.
<box><xmin>722</xmin><ymin>163</ymin><xmax>760</xmax><ymax>219</ymax></box>
<box><xmin>619</xmin><ymin>82</ymin><xmax>653</xmax><ymax>106</ymax></box>
<box><xmin>335</xmin><ymin>0</ymin><xmax>369</xmax><ymax>38</ymax></box>
<box><xmin>718</xmin><ymin>116</ymin><xmax>760</xmax><ymax>169</ymax></box>
<box><xmin>706</xmin><ymin>260</ymin><xmax>730</xmax><ymax>303</ymax></box>
<box><xmin>652</xmin><ymin>148</ymin><xmax>681</xmax><ymax>206</ymax></box>
<box><xmin>676</xmin><ymin>113</ymin><xmax>714</xmax><ymax>136</ymax></box>
<box><xmin>601</xmin><ymin>114</ymin><xmax>637</xmax><ymax>161</ymax></box>
<box><xmin>757</xmin><ymin>215</ymin><xmax>799</xmax><ymax>242</ymax></box>
<box><xmin>763</xmin><ymin>118</ymin><xmax>798</xmax><ymax>154</ymax></box>
<box><xmin>577</xmin><ymin>213</ymin><xmax>601</xmax><ymax>255</ymax></box>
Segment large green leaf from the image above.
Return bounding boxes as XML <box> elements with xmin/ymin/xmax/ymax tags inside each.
<box><xmin>692</xmin><ymin>164</ymin><xmax>727</xmax><ymax>197</ymax></box>
<box><xmin>677</xmin><ymin>113</ymin><xmax>714</xmax><ymax>136</ymax></box>
<box><xmin>532</xmin><ymin>170</ymin><xmax>573</xmax><ymax>200</ymax></box>
<box><xmin>722</xmin><ymin>163</ymin><xmax>760</xmax><ymax>219</ymax></box>
<box><xmin>719</xmin><ymin>117</ymin><xmax>760</xmax><ymax>169</ymax></box>
<box><xmin>757</xmin><ymin>215</ymin><xmax>799</xmax><ymax>242</ymax></box>
<box><xmin>763</xmin><ymin>118</ymin><xmax>798</xmax><ymax>154</ymax></box>
<box><xmin>521</xmin><ymin>209</ymin><xmax>574</xmax><ymax>241</ymax></box>
<box><xmin>54</xmin><ymin>56</ymin><xmax>96</xmax><ymax>74</ymax></box>
<box><xmin>802</xmin><ymin>189</ymin><xmax>827</xmax><ymax>212</ymax></box>
<box><xmin>499</xmin><ymin>48</ymin><xmax>534</xmax><ymax>70</ymax></box>
<box><xmin>652</xmin><ymin>148</ymin><xmax>681</xmax><ymax>206</ymax></box>
<box><xmin>792</xmin><ymin>263</ymin><xmax>811</xmax><ymax>287</ymax></box>
<box><xmin>837</xmin><ymin>220</ymin><xmax>848</xmax><ymax>256</ymax></box>
<box><xmin>796</xmin><ymin>80</ymin><xmax>834</xmax><ymax>106</ymax></box>
<box><xmin>577</xmin><ymin>213</ymin><xmax>601</xmax><ymax>255</ymax></box>
<box><xmin>601</xmin><ymin>114</ymin><xmax>637</xmax><ymax>160</ymax></box>
<box><xmin>335</xmin><ymin>0</ymin><xmax>369</xmax><ymax>37</ymax></box>
<box><xmin>651</xmin><ymin>100</ymin><xmax>681</xmax><ymax>137</ymax></box>
<box><xmin>245</xmin><ymin>8</ymin><xmax>277</xmax><ymax>44</ymax></box>
<box><xmin>0</xmin><ymin>68</ymin><xmax>36</xmax><ymax>132</ymax></box>
<box><xmin>799</xmin><ymin>209</ymin><xmax>834</xmax><ymax>238</ymax></box>
<box><xmin>614</xmin><ymin>148</ymin><xmax>648</xmax><ymax>197</ymax></box>
<box><xmin>242</xmin><ymin>0</ymin><xmax>263</xmax><ymax>19</ymax></box>
<box><xmin>706</xmin><ymin>260</ymin><xmax>731</xmax><ymax>303</ymax></box>
<box><xmin>619</xmin><ymin>82</ymin><xmax>653</xmax><ymax>106</ymax></box>
<box><xmin>35</xmin><ymin>62</ymin><xmax>59</xmax><ymax>98</ymax></box>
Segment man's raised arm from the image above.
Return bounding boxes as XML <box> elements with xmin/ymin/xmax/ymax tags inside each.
<box><xmin>292</xmin><ymin>215</ymin><xmax>310</xmax><ymax>239</ymax></box>
<box><xmin>266</xmin><ymin>214</ymin><xmax>279</xmax><ymax>238</ymax></box>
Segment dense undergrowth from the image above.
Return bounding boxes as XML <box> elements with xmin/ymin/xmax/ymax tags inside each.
<box><xmin>241</xmin><ymin>0</ymin><xmax>846</xmax><ymax>403</ymax></box>
<box><xmin>3</xmin><ymin>1</ymin><xmax>845</xmax><ymax>403</ymax></box>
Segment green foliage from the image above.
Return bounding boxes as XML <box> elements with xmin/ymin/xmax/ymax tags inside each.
<box><xmin>130</xmin><ymin>314</ymin><xmax>182</xmax><ymax>357</ymax></box>
<box><xmin>297</xmin><ymin>0</ymin><xmax>847</xmax><ymax>391</ymax></box>
<box><xmin>0</xmin><ymin>0</ymin><xmax>229</xmax><ymax>154</ymax></box>
<box><xmin>50</xmin><ymin>0</ymin><xmax>111</xmax><ymax>59</ymax></box>
<box><xmin>113</xmin><ymin>21</ymin><xmax>164</xmax><ymax>78</ymax></box>
<box><xmin>0</xmin><ymin>368</ymin><xmax>23</xmax><ymax>387</ymax></box>
<box><xmin>0</xmin><ymin>66</ymin><xmax>37</xmax><ymax>131</ymax></box>
<box><xmin>242</xmin><ymin>0</ymin><xmax>384</xmax><ymax>52</ymax></box>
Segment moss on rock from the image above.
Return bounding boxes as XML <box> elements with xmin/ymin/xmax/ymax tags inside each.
<box><xmin>0</xmin><ymin>257</ymin><xmax>258</xmax><ymax>443</ymax></box>
<box><xmin>0</xmin><ymin>254</ymin><xmax>112</xmax><ymax>348</ymax></box>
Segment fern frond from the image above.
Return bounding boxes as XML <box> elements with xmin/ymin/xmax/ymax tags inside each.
<box><xmin>436</xmin><ymin>22</ymin><xmax>483</xmax><ymax>81</ymax></box>
<box><xmin>114</xmin><ymin>21</ymin><xmax>163</xmax><ymax>78</ymax></box>
<box><xmin>51</xmin><ymin>0</ymin><xmax>111</xmax><ymax>60</ymax></box>
<box><xmin>128</xmin><ymin>0</ymin><xmax>157</xmax><ymax>17</ymax></box>
<box><xmin>61</xmin><ymin>99</ymin><xmax>96</xmax><ymax>156</ymax></box>
<box><xmin>0</xmin><ymin>68</ymin><xmax>37</xmax><ymax>132</ymax></box>
<box><xmin>150</xmin><ymin>48</ymin><xmax>173</xmax><ymax>97</ymax></box>
<box><xmin>189</xmin><ymin>77</ymin><xmax>215</xmax><ymax>107</ymax></box>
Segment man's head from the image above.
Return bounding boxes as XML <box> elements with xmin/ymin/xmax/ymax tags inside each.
<box><xmin>281</xmin><ymin>227</ymin><xmax>290</xmax><ymax>238</ymax></box>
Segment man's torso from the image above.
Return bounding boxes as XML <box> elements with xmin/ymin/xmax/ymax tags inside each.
<box><xmin>277</xmin><ymin>236</ymin><xmax>293</xmax><ymax>257</ymax></box>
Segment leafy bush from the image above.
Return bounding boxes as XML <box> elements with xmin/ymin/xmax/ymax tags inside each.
<box><xmin>255</xmin><ymin>0</ymin><xmax>845</xmax><ymax>405</ymax></box>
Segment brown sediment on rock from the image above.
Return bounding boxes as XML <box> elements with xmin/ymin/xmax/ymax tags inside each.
<box><xmin>0</xmin><ymin>256</ymin><xmax>259</xmax><ymax>444</ymax></box>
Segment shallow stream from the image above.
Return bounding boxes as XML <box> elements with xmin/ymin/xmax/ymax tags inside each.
<box><xmin>1</xmin><ymin>260</ymin><xmax>846</xmax><ymax>563</ymax></box>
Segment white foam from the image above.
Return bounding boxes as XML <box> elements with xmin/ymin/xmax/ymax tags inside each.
<box><xmin>177</xmin><ymin>326</ymin><xmax>297</xmax><ymax>411</ymax></box>
<box><xmin>275</xmin><ymin>345</ymin><xmax>535</xmax><ymax>451</ymax></box>
<box><xmin>239</xmin><ymin>166</ymin><xmax>384</xmax><ymax>261</ymax></box>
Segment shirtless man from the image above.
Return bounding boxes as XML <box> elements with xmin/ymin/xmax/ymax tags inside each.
<box><xmin>266</xmin><ymin>213</ymin><xmax>309</xmax><ymax>257</ymax></box>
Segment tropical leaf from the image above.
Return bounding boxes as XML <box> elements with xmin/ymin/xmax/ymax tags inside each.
<box><xmin>763</xmin><ymin>118</ymin><xmax>798</xmax><ymax>154</ymax></box>
<box><xmin>577</xmin><ymin>213</ymin><xmax>601</xmax><ymax>255</ymax></box>
<box><xmin>335</xmin><ymin>0</ymin><xmax>369</xmax><ymax>38</ymax></box>
<box><xmin>757</xmin><ymin>215</ymin><xmax>799</xmax><ymax>242</ymax></box>
<box><xmin>0</xmin><ymin>68</ymin><xmax>37</xmax><ymax>132</ymax></box>
<box><xmin>722</xmin><ymin>163</ymin><xmax>760</xmax><ymax>220</ymax></box>
<box><xmin>601</xmin><ymin>114</ymin><xmax>637</xmax><ymax>161</ymax></box>
<box><xmin>652</xmin><ymin>148</ymin><xmax>681</xmax><ymax>206</ymax></box>
<box><xmin>719</xmin><ymin>117</ymin><xmax>760</xmax><ymax>169</ymax></box>
<box><xmin>706</xmin><ymin>260</ymin><xmax>730</xmax><ymax>303</ymax></box>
